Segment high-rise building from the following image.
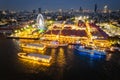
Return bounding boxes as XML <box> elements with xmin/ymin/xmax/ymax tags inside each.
<box><xmin>103</xmin><ymin>5</ymin><xmax>108</xmax><ymax>13</ymax></box>
<box><xmin>33</xmin><ymin>9</ymin><xmax>36</xmax><ymax>13</ymax></box>
<box><xmin>71</xmin><ymin>8</ymin><xmax>74</xmax><ymax>15</ymax></box>
<box><xmin>79</xmin><ymin>6</ymin><xmax>83</xmax><ymax>13</ymax></box>
<box><xmin>58</xmin><ymin>9</ymin><xmax>63</xmax><ymax>15</ymax></box>
<box><xmin>94</xmin><ymin>4</ymin><xmax>97</xmax><ymax>13</ymax></box>
<box><xmin>38</xmin><ymin>8</ymin><xmax>41</xmax><ymax>13</ymax></box>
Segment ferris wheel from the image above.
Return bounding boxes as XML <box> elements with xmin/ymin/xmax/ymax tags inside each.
<box><xmin>36</xmin><ymin>14</ymin><xmax>45</xmax><ymax>30</ymax></box>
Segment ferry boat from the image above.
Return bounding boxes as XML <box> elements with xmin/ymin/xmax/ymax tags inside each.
<box><xmin>47</xmin><ymin>43</ymin><xmax>59</xmax><ymax>48</ymax></box>
<box><xmin>44</xmin><ymin>41</ymin><xmax>68</xmax><ymax>48</ymax></box>
<box><xmin>20</xmin><ymin>43</ymin><xmax>46</xmax><ymax>51</ymax></box>
<box><xmin>18</xmin><ymin>52</ymin><xmax>52</xmax><ymax>63</ymax></box>
<box><xmin>43</xmin><ymin>41</ymin><xmax>59</xmax><ymax>48</ymax></box>
<box><xmin>74</xmin><ymin>45</ymin><xmax>106</xmax><ymax>56</ymax></box>
<box><xmin>53</xmin><ymin>41</ymin><xmax>68</xmax><ymax>47</ymax></box>
<box><xmin>58</xmin><ymin>43</ymin><xmax>68</xmax><ymax>47</ymax></box>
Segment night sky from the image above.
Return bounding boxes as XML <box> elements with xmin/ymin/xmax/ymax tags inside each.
<box><xmin>0</xmin><ymin>0</ymin><xmax>120</xmax><ymax>11</ymax></box>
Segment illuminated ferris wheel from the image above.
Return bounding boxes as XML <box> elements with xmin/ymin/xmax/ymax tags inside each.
<box><xmin>35</xmin><ymin>14</ymin><xmax>45</xmax><ymax>33</ymax></box>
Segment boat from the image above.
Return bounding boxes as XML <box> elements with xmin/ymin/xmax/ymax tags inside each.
<box><xmin>74</xmin><ymin>45</ymin><xmax>106</xmax><ymax>56</ymax></box>
<box><xmin>93</xmin><ymin>49</ymin><xmax>106</xmax><ymax>56</ymax></box>
<box><xmin>18</xmin><ymin>52</ymin><xmax>52</xmax><ymax>63</ymax></box>
<box><xmin>58</xmin><ymin>43</ymin><xmax>68</xmax><ymax>47</ymax></box>
<box><xmin>43</xmin><ymin>41</ymin><xmax>59</xmax><ymax>48</ymax></box>
<box><xmin>44</xmin><ymin>41</ymin><xmax>68</xmax><ymax>48</ymax></box>
<box><xmin>47</xmin><ymin>43</ymin><xmax>58</xmax><ymax>48</ymax></box>
<box><xmin>20</xmin><ymin>43</ymin><xmax>46</xmax><ymax>51</ymax></box>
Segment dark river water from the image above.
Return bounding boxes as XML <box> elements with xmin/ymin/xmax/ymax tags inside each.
<box><xmin>0</xmin><ymin>36</ymin><xmax>120</xmax><ymax>80</ymax></box>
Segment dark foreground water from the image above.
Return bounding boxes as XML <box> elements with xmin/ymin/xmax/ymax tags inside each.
<box><xmin>0</xmin><ymin>37</ymin><xmax>120</xmax><ymax>80</ymax></box>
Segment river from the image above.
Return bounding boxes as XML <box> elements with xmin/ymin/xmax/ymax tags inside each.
<box><xmin>0</xmin><ymin>35</ymin><xmax>120</xmax><ymax>80</ymax></box>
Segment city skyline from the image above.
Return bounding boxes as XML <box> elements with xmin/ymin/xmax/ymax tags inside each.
<box><xmin>0</xmin><ymin>0</ymin><xmax>120</xmax><ymax>11</ymax></box>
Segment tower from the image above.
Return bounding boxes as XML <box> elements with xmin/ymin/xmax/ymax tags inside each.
<box><xmin>94</xmin><ymin>4</ymin><xmax>97</xmax><ymax>13</ymax></box>
<box><xmin>59</xmin><ymin>9</ymin><xmax>63</xmax><ymax>15</ymax></box>
<box><xmin>38</xmin><ymin>8</ymin><xmax>41</xmax><ymax>13</ymax></box>
<box><xmin>79</xmin><ymin>6</ymin><xmax>83</xmax><ymax>13</ymax></box>
<box><xmin>33</xmin><ymin>9</ymin><xmax>36</xmax><ymax>13</ymax></box>
<box><xmin>103</xmin><ymin>5</ymin><xmax>108</xmax><ymax>13</ymax></box>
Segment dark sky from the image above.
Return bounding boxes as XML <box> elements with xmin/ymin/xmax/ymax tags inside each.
<box><xmin>0</xmin><ymin>0</ymin><xmax>120</xmax><ymax>11</ymax></box>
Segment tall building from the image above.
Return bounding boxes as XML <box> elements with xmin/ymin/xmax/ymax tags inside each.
<box><xmin>71</xmin><ymin>8</ymin><xmax>74</xmax><ymax>12</ymax></box>
<box><xmin>103</xmin><ymin>5</ymin><xmax>108</xmax><ymax>13</ymax></box>
<box><xmin>58</xmin><ymin>9</ymin><xmax>63</xmax><ymax>15</ymax></box>
<box><xmin>33</xmin><ymin>9</ymin><xmax>36</xmax><ymax>13</ymax></box>
<box><xmin>38</xmin><ymin>8</ymin><xmax>41</xmax><ymax>13</ymax></box>
<box><xmin>94</xmin><ymin>4</ymin><xmax>97</xmax><ymax>13</ymax></box>
<box><xmin>71</xmin><ymin>8</ymin><xmax>74</xmax><ymax>15</ymax></box>
<box><xmin>79</xmin><ymin>6</ymin><xmax>83</xmax><ymax>13</ymax></box>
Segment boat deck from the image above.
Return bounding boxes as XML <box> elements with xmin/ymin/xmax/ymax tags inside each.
<box><xmin>28</xmin><ymin>53</ymin><xmax>51</xmax><ymax>59</ymax></box>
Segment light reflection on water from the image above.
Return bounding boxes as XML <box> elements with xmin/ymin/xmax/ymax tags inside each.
<box><xmin>106</xmin><ymin>53</ymin><xmax>112</xmax><ymax>61</ymax></box>
<box><xmin>17</xmin><ymin>45</ymin><xmax>112</xmax><ymax>79</ymax></box>
<box><xmin>49</xmin><ymin>47</ymin><xmax>66</xmax><ymax>80</ymax></box>
<box><xmin>17</xmin><ymin>47</ymin><xmax>67</xmax><ymax>77</ymax></box>
<box><xmin>1</xmin><ymin>38</ymin><xmax>120</xmax><ymax>80</ymax></box>
<box><xmin>50</xmin><ymin>48</ymin><xmax>57</xmax><ymax>64</ymax></box>
<box><xmin>57</xmin><ymin>48</ymin><xmax>66</xmax><ymax>67</ymax></box>
<box><xmin>18</xmin><ymin>58</ymin><xmax>50</xmax><ymax>73</ymax></box>
<box><xmin>17</xmin><ymin>42</ymin><xmax>115</xmax><ymax>79</ymax></box>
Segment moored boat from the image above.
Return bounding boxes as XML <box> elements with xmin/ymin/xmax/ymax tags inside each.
<box><xmin>18</xmin><ymin>52</ymin><xmax>52</xmax><ymax>63</ymax></box>
<box><xmin>20</xmin><ymin>43</ymin><xmax>46</xmax><ymax>51</ymax></box>
<box><xmin>74</xmin><ymin>45</ymin><xmax>106</xmax><ymax>56</ymax></box>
